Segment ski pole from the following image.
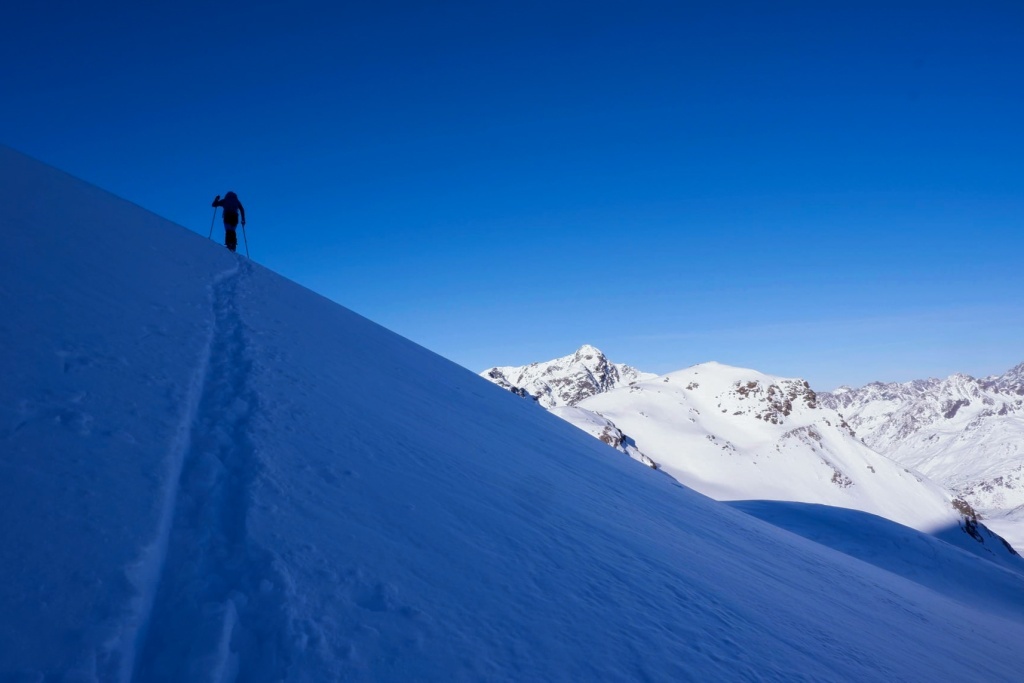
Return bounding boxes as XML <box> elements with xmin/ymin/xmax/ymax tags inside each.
<box><xmin>241</xmin><ymin>224</ymin><xmax>250</xmax><ymax>258</ymax></box>
<box><xmin>208</xmin><ymin>207</ymin><xmax>218</xmax><ymax>239</ymax></box>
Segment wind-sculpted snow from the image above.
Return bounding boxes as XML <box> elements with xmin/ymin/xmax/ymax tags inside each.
<box><xmin>5</xmin><ymin>145</ymin><xmax>1024</xmax><ymax>681</ymax></box>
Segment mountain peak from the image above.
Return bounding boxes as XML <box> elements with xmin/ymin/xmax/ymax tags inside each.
<box><xmin>996</xmin><ymin>362</ymin><xmax>1024</xmax><ymax>396</ymax></box>
<box><xmin>482</xmin><ymin>345</ymin><xmax>654</xmax><ymax>408</ymax></box>
<box><xmin>573</xmin><ymin>344</ymin><xmax>605</xmax><ymax>359</ymax></box>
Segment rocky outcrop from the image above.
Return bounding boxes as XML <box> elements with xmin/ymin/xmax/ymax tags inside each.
<box><xmin>732</xmin><ymin>379</ymin><xmax>817</xmax><ymax>425</ymax></box>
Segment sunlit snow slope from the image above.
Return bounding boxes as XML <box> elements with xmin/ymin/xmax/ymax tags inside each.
<box><xmin>3</xmin><ymin>145</ymin><xmax>1024</xmax><ymax>682</ymax></box>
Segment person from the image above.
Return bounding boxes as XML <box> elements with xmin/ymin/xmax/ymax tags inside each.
<box><xmin>211</xmin><ymin>191</ymin><xmax>246</xmax><ymax>252</ymax></box>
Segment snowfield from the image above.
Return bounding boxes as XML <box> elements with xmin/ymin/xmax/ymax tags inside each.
<box><xmin>4</xmin><ymin>144</ymin><xmax>1024</xmax><ymax>681</ymax></box>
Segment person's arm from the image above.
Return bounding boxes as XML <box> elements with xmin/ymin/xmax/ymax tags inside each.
<box><xmin>212</xmin><ymin>194</ymin><xmax>222</xmax><ymax>207</ymax></box>
<box><xmin>239</xmin><ymin>202</ymin><xmax>246</xmax><ymax>226</ymax></box>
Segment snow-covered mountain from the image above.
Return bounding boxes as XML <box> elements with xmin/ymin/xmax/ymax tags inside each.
<box><xmin>819</xmin><ymin>365</ymin><xmax>1024</xmax><ymax>548</ymax></box>
<box><xmin>484</xmin><ymin>349</ymin><xmax>1019</xmax><ymax>564</ymax></box>
<box><xmin>577</xmin><ymin>362</ymin><xmax>1019</xmax><ymax>564</ymax></box>
<box><xmin>6</xmin><ymin>145</ymin><xmax>1024</xmax><ymax>681</ymax></box>
<box><xmin>482</xmin><ymin>344</ymin><xmax>655</xmax><ymax>408</ymax></box>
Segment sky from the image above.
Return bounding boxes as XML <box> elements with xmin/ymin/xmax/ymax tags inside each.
<box><xmin>3</xmin><ymin>0</ymin><xmax>1022</xmax><ymax>389</ymax></box>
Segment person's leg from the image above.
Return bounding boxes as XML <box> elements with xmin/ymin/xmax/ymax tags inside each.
<box><xmin>223</xmin><ymin>210</ymin><xmax>240</xmax><ymax>251</ymax></box>
<box><xmin>223</xmin><ymin>211</ymin><xmax>239</xmax><ymax>251</ymax></box>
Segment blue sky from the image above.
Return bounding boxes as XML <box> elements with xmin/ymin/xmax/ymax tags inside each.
<box><xmin>3</xmin><ymin>1</ymin><xmax>1022</xmax><ymax>388</ymax></box>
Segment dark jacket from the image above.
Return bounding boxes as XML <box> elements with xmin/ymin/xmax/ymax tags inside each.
<box><xmin>213</xmin><ymin>192</ymin><xmax>245</xmax><ymax>227</ymax></box>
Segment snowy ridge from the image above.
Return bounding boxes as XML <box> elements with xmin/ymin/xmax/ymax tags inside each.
<box><xmin>5</xmin><ymin>146</ymin><xmax>1024</xmax><ymax>680</ymax></box>
<box><xmin>482</xmin><ymin>344</ymin><xmax>654</xmax><ymax>408</ymax></box>
<box><xmin>819</xmin><ymin>365</ymin><xmax>1024</xmax><ymax>547</ymax></box>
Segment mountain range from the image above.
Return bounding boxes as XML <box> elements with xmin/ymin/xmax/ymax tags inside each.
<box><xmin>819</xmin><ymin>367</ymin><xmax>1024</xmax><ymax>548</ymax></box>
<box><xmin>483</xmin><ymin>348</ymin><xmax>1024</xmax><ymax>556</ymax></box>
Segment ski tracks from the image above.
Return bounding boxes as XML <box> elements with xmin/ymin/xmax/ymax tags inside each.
<box><xmin>127</xmin><ymin>260</ymin><xmax>293</xmax><ymax>683</ymax></box>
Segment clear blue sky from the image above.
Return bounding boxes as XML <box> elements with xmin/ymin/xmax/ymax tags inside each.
<box><xmin>3</xmin><ymin>1</ymin><xmax>1022</xmax><ymax>389</ymax></box>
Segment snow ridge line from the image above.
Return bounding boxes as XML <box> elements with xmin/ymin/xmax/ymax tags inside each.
<box><xmin>126</xmin><ymin>261</ymin><xmax>293</xmax><ymax>682</ymax></box>
<box><xmin>114</xmin><ymin>262</ymin><xmax>240</xmax><ymax>683</ymax></box>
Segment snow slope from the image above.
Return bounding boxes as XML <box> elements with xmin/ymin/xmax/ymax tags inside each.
<box><xmin>820</xmin><ymin>369</ymin><xmax>1024</xmax><ymax>548</ymax></box>
<box><xmin>548</xmin><ymin>405</ymin><xmax>658</xmax><ymax>468</ymax></box>
<box><xmin>731</xmin><ymin>500</ymin><xmax>1024</xmax><ymax>624</ymax></box>
<box><xmin>4</xmin><ymin>145</ymin><xmax>1024</xmax><ymax>681</ymax></box>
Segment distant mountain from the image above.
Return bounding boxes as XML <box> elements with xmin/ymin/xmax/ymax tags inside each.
<box><xmin>576</xmin><ymin>362</ymin><xmax>1019</xmax><ymax>566</ymax></box>
<box><xmin>483</xmin><ymin>350</ymin><xmax>1020</xmax><ymax>565</ymax></box>
<box><xmin>481</xmin><ymin>345</ymin><xmax>655</xmax><ymax>408</ymax></box>
<box><xmin>819</xmin><ymin>364</ymin><xmax>1024</xmax><ymax>548</ymax></box>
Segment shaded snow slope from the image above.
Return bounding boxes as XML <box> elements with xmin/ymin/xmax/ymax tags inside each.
<box><xmin>732</xmin><ymin>501</ymin><xmax>1024</xmax><ymax>623</ymax></box>
<box><xmin>482</xmin><ymin>344</ymin><xmax>654</xmax><ymax>408</ymax></box>
<box><xmin>575</xmin><ymin>363</ymin><xmax>1021</xmax><ymax>566</ymax></box>
<box><xmin>4</xmin><ymin>145</ymin><xmax>1024</xmax><ymax>681</ymax></box>
<box><xmin>820</xmin><ymin>369</ymin><xmax>1024</xmax><ymax>548</ymax></box>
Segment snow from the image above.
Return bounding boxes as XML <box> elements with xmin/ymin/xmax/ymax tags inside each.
<box><xmin>549</xmin><ymin>405</ymin><xmax>657</xmax><ymax>468</ymax></box>
<box><xmin>732</xmin><ymin>500</ymin><xmax>1024</xmax><ymax>624</ymax></box>
<box><xmin>4</xmin><ymin>144</ymin><xmax>1024</xmax><ymax>681</ymax></box>
<box><xmin>574</xmin><ymin>362</ymin><xmax>1012</xmax><ymax>558</ymax></box>
<box><xmin>819</xmin><ymin>371</ymin><xmax>1024</xmax><ymax>549</ymax></box>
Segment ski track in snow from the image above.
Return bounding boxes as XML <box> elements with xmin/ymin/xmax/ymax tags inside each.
<box><xmin>127</xmin><ymin>261</ymin><xmax>292</xmax><ymax>682</ymax></box>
